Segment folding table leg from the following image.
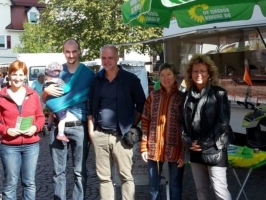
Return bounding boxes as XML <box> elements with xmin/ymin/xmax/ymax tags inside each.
<box><xmin>165</xmin><ymin>181</ymin><xmax>170</xmax><ymax>200</ymax></box>
<box><xmin>232</xmin><ymin>168</ymin><xmax>253</xmax><ymax>200</ymax></box>
<box><xmin>231</xmin><ymin>168</ymin><xmax>248</xmax><ymax>200</ymax></box>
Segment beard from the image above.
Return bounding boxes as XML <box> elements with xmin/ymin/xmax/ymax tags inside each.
<box><xmin>67</xmin><ymin>58</ymin><xmax>78</xmax><ymax>64</ymax></box>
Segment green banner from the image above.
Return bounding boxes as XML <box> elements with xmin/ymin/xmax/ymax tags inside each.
<box><xmin>128</xmin><ymin>9</ymin><xmax>171</xmax><ymax>27</ymax></box>
<box><xmin>121</xmin><ymin>0</ymin><xmax>152</xmax><ymax>23</ymax></box>
<box><xmin>162</xmin><ymin>0</ymin><xmax>196</xmax><ymax>7</ymax></box>
<box><xmin>173</xmin><ymin>0</ymin><xmax>256</xmax><ymax>28</ymax></box>
<box><xmin>121</xmin><ymin>0</ymin><xmax>173</xmax><ymax>28</ymax></box>
<box><xmin>258</xmin><ymin>0</ymin><xmax>266</xmax><ymax>17</ymax></box>
<box><xmin>121</xmin><ymin>0</ymin><xmax>266</xmax><ymax>28</ymax></box>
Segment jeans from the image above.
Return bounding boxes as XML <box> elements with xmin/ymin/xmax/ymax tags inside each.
<box><xmin>0</xmin><ymin>142</ymin><xmax>40</xmax><ymax>200</ymax></box>
<box><xmin>148</xmin><ymin>160</ymin><xmax>185</xmax><ymax>200</ymax></box>
<box><xmin>49</xmin><ymin>123</ymin><xmax>88</xmax><ymax>200</ymax></box>
<box><xmin>91</xmin><ymin>130</ymin><xmax>134</xmax><ymax>200</ymax></box>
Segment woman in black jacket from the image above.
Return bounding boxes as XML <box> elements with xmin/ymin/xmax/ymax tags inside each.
<box><xmin>182</xmin><ymin>54</ymin><xmax>232</xmax><ymax>200</ymax></box>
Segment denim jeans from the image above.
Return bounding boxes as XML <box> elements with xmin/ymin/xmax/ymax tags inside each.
<box><xmin>0</xmin><ymin>142</ymin><xmax>40</xmax><ymax>200</ymax></box>
<box><xmin>148</xmin><ymin>160</ymin><xmax>185</xmax><ymax>200</ymax></box>
<box><xmin>49</xmin><ymin>123</ymin><xmax>88</xmax><ymax>200</ymax></box>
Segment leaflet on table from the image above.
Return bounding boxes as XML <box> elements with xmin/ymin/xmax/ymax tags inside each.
<box><xmin>15</xmin><ymin>116</ymin><xmax>33</xmax><ymax>132</ymax></box>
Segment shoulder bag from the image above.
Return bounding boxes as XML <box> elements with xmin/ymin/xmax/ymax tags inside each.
<box><xmin>201</xmin><ymin>146</ymin><xmax>222</xmax><ymax>165</ymax></box>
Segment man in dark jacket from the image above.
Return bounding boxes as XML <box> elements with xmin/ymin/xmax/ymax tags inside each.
<box><xmin>88</xmin><ymin>45</ymin><xmax>146</xmax><ymax>200</ymax></box>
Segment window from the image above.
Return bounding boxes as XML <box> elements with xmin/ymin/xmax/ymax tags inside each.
<box><xmin>29</xmin><ymin>12</ymin><xmax>38</xmax><ymax>23</ymax></box>
<box><xmin>0</xmin><ymin>36</ymin><xmax>4</xmax><ymax>48</ymax></box>
<box><xmin>29</xmin><ymin>66</ymin><xmax>45</xmax><ymax>81</ymax></box>
<box><xmin>0</xmin><ymin>35</ymin><xmax>11</xmax><ymax>49</ymax></box>
<box><xmin>27</xmin><ymin>7</ymin><xmax>39</xmax><ymax>24</ymax></box>
<box><xmin>178</xmin><ymin>28</ymin><xmax>266</xmax><ymax>76</ymax></box>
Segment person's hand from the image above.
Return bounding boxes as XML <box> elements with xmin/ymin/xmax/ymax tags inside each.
<box><xmin>88</xmin><ymin>131</ymin><xmax>94</xmax><ymax>145</ymax></box>
<box><xmin>21</xmin><ymin>125</ymin><xmax>37</xmax><ymax>136</ymax></box>
<box><xmin>44</xmin><ymin>84</ymin><xmax>63</xmax><ymax>97</ymax></box>
<box><xmin>7</xmin><ymin>128</ymin><xmax>21</xmax><ymax>137</ymax></box>
<box><xmin>141</xmin><ymin>152</ymin><xmax>148</xmax><ymax>162</ymax></box>
<box><xmin>190</xmin><ymin>140</ymin><xmax>202</xmax><ymax>152</ymax></box>
<box><xmin>177</xmin><ymin>158</ymin><xmax>185</xmax><ymax>168</ymax></box>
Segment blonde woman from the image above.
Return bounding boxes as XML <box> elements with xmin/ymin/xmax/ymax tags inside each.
<box><xmin>182</xmin><ymin>54</ymin><xmax>232</xmax><ymax>200</ymax></box>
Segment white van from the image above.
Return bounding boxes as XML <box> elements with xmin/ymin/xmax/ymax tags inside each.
<box><xmin>17</xmin><ymin>53</ymin><xmax>66</xmax><ymax>87</ymax></box>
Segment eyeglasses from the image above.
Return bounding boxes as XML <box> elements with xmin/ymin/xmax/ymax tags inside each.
<box><xmin>192</xmin><ymin>70</ymin><xmax>208</xmax><ymax>74</ymax></box>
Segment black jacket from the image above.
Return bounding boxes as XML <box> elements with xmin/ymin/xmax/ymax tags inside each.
<box><xmin>181</xmin><ymin>85</ymin><xmax>231</xmax><ymax>150</ymax></box>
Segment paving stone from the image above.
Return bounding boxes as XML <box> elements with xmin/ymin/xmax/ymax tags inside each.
<box><xmin>0</xmin><ymin>133</ymin><xmax>266</xmax><ymax>199</ymax></box>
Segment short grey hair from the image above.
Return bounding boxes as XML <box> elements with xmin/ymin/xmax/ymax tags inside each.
<box><xmin>100</xmin><ymin>45</ymin><xmax>118</xmax><ymax>55</ymax></box>
<box><xmin>37</xmin><ymin>72</ymin><xmax>45</xmax><ymax>78</ymax></box>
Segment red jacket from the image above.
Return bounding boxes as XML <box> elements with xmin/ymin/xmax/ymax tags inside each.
<box><xmin>0</xmin><ymin>86</ymin><xmax>45</xmax><ymax>145</ymax></box>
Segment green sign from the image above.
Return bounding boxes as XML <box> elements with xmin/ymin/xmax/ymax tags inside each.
<box><xmin>121</xmin><ymin>0</ymin><xmax>174</xmax><ymax>28</ymax></box>
<box><xmin>162</xmin><ymin>0</ymin><xmax>196</xmax><ymax>7</ymax></box>
<box><xmin>121</xmin><ymin>0</ymin><xmax>152</xmax><ymax>23</ymax></box>
<box><xmin>128</xmin><ymin>11</ymin><xmax>171</xmax><ymax>27</ymax></box>
<box><xmin>258</xmin><ymin>0</ymin><xmax>266</xmax><ymax>17</ymax></box>
<box><xmin>121</xmin><ymin>0</ymin><xmax>266</xmax><ymax>28</ymax></box>
<box><xmin>173</xmin><ymin>0</ymin><xmax>261</xmax><ymax>28</ymax></box>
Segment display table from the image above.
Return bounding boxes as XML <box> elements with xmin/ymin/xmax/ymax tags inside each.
<box><xmin>228</xmin><ymin>145</ymin><xmax>266</xmax><ymax>200</ymax></box>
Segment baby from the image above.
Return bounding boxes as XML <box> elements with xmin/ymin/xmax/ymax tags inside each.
<box><xmin>45</xmin><ymin>62</ymin><xmax>69</xmax><ymax>142</ymax></box>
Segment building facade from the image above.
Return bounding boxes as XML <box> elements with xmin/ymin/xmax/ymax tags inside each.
<box><xmin>0</xmin><ymin>0</ymin><xmax>45</xmax><ymax>63</ymax></box>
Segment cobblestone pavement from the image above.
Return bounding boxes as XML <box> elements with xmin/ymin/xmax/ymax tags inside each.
<box><xmin>1</xmin><ymin>132</ymin><xmax>266</xmax><ymax>199</ymax></box>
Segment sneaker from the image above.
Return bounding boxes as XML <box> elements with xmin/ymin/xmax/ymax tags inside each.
<box><xmin>56</xmin><ymin>134</ymin><xmax>69</xmax><ymax>142</ymax></box>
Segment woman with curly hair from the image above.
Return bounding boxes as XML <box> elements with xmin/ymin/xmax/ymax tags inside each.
<box><xmin>181</xmin><ymin>54</ymin><xmax>232</xmax><ymax>200</ymax></box>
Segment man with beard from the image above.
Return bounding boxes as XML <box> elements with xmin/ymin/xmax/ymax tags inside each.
<box><xmin>42</xmin><ymin>38</ymin><xmax>95</xmax><ymax>200</ymax></box>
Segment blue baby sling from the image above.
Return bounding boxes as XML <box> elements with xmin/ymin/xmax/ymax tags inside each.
<box><xmin>46</xmin><ymin>63</ymin><xmax>90</xmax><ymax>113</ymax></box>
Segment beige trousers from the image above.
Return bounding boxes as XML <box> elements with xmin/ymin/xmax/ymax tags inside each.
<box><xmin>91</xmin><ymin>130</ymin><xmax>135</xmax><ymax>200</ymax></box>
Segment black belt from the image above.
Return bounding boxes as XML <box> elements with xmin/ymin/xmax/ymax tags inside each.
<box><xmin>96</xmin><ymin>125</ymin><xmax>120</xmax><ymax>136</ymax></box>
<box><xmin>65</xmin><ymin>120</ymin><xmax>83</xmax><ymax>127</ymax></box>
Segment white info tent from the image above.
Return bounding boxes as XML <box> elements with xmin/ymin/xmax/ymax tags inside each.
<box><xmin>119</xmin><ymin>60</ymin><xmax>149</xmax><ymax>97</ymax></box>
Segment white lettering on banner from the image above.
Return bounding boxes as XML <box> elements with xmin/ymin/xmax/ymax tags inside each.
<box><xmin>145</xmin><ymin>16</ymin><xmax>160</xmax><ymax>22</ymax></box>
<box><xmin>131</xmin><ymin>4</ymin><xmax>141</xmax><ymax>14</ymax></box>
<box><xmin>130</xmin><ymin>0</ymin><xmax>139</xmax><ymax>6</ymax></box>
<box><xmin>224</xmin><ymin>13</ymin><xmax>231</xmax><ymax>18</ymax></box>
<box><xmin>210</xmin><ymin>8</ymin><xmax>230</xmax><ymax>14</ymax></box>
<box><xmin>203</xmin><ymin>7</ymin><xmax>231</xmax><ymax>21</ymax></box>
<box><xmin>205</xmin><ymin>14</ymin><xmax>223</xmax><ymax>20</ymax></box>
<box><xmin>148</xmin><ymin>12</ymin><xmax>159</xmax><ymax>17</ymax></box>
<box><xmin>144</xmin><ymin>12</ymin><xmax>160</xmax><ymax>23</ymax></box>
<box><xmin>203</xmin><ymin>8</ymin><xmax>231</xmax><ymax>21</ymax></box>
<box><xmin>130</xmin><ymin>0</ymin><xmax>142</xmax><ymax>14</ymax></box>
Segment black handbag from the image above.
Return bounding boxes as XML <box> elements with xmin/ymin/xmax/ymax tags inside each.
<box><xmin>201</xmin><ymin>146</ymin><xmax>222</xmax><ymax>165</ymax></box>
<box><xmin>123</xmin><ymin>126</ymin><xmax>142</xmax><ymax>147</ymax></box>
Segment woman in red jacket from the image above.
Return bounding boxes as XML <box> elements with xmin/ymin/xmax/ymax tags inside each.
<box><xmin>0</xmin><ymin>60</ymin><xmax>45</xmax><ymax>200</ymax></box>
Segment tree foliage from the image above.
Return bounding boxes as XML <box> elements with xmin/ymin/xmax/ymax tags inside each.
<box><xmin>13</xmin><ymin>23</ymin><xmax>56</xmax><ymax>53</ymax></box>
<box><xmin>15</xmin><ymin>0</ymin><xmax>163</xmax><ymax>60</ymax></box>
